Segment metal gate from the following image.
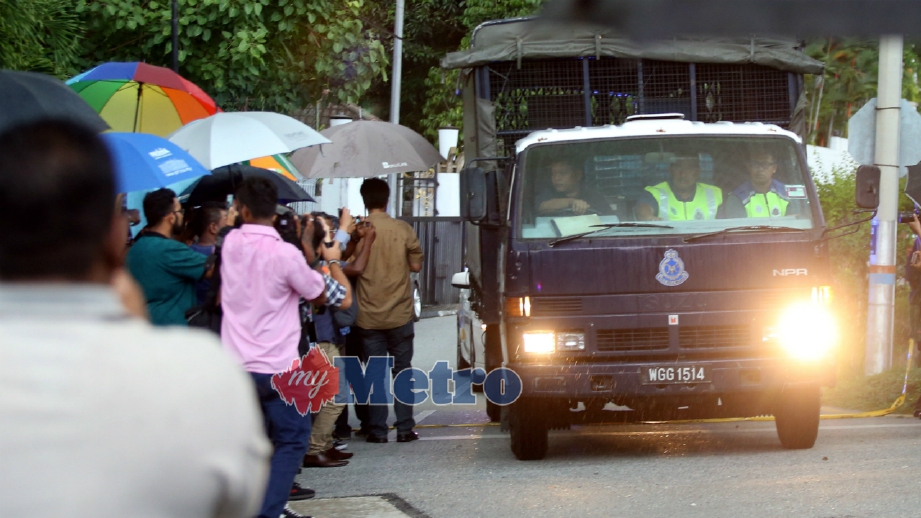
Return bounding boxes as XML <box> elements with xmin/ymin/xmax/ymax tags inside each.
<box><xmin>400</xmin><ymin>217</ymin><xmax>465</xmax><ymax>307</ymax></box>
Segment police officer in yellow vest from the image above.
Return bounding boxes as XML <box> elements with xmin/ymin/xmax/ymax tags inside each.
<box><xmin>721</xmin><ymin>150</ymin><xmax>803</xmax><ymax>219</ymax></box>
<box><xmin>635</xmin><ymin>154</ymin><xmax>722</xmax><ymax>221</ymax></box>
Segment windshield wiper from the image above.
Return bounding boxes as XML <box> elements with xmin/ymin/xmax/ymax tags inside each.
<box><xmin>548</xmin><ymin>223</ymin><xmax>674</xmax><ymax>247</ymax></box>
<box><xmin>683</xmin><ymin>225</ymin><xmax>805</xmax><ymax>243</ymax></box>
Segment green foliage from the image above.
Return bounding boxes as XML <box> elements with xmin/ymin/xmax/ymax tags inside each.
<box><xmin>0</xmin><ymin>0</ymin><xmax>82</xmax><ymax>78</ymax></box>
<box><xmin>814</xmin><ymin>162</ymin><xmax>917</xmax><ymax>377</ymax></box>
<box><xmin>804</xmin><ymin>38</ymin><xmax>921</xmax><ymax>147</ymax></box>
<box><xmin>75</xmin><ymin>0</ymin><xmax>388</xmax><ymax>111</ymax></box>
<box><xmin>417</xmin><ymin>0</ymin><xmax>546</xmax><ymax>144</ymax></box>
<box><xmin>823</xmin><ymin>365</ymin><xmax>921</xmax><ymax>414</ymax></box>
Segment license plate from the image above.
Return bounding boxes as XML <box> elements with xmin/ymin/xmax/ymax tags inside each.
<box><xmin>643</xmin><ymin>366</ymin><xmax>710</xmax><ymax>384</ymax></box>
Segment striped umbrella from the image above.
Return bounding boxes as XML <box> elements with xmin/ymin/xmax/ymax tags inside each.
<box><xmin>244</xmin><ymin>154</ymin><xmax>306</xmax><ymax>181</ymax></box>
<box><xmin>66</xmin><ymin>62</ymin><xmax>219</xmax><ymax>137</ymax></box>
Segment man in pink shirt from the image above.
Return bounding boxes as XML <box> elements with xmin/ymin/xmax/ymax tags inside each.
<box><xmin>220</xmin><ymin>177</ymin><xmax>350</xmax><ymax>518</ymax></box>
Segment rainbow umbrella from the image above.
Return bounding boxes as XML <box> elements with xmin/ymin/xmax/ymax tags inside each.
<box><xmin>66</xmin><ymin>62</ymin><xmax>219</xmax><ymax>137</ymax></box>
<box><xmin>244</xmin><ymin>154</ymin><xmax>305</xmax><ymax>181</ymax></box>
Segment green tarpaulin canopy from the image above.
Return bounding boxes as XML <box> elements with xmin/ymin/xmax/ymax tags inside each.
<box><xmin>442</xmin><ymin>18</ymin><xmax>823</xmax><ymax>74</ymax></box>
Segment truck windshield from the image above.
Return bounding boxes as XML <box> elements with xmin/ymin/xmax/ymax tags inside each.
<box><xmin>517</xmin><ymin>136</ymin><xmax>815</xmax><ymax>240</ymax></box>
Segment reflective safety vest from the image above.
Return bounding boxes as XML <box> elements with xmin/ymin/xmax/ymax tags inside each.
<box><xmin>732</xmin><ymin>180</ymin><xmax>790</xmax><ymax>218</ymax></box>
<box><xmin>645</xmin><ymin>182</ymin><xmax>723</xmax><ymax>221</ymax></box>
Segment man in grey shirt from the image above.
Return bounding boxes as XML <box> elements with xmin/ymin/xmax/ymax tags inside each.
<box><xmin>0</xmin><ymin>120</ymin><xmax>270</xmax><ymax>518</ymax></box>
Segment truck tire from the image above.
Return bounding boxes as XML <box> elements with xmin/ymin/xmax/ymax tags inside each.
<box><xmin>509</xmin><ymin>397</ymin><xmax>548</xmax><ymax>460</ymax></box>
<box><xmin>774</xmin><ymin>384</ymin><xmax>821</xmax><ymax>450</ymax></box>
<box><xmin>484</xmin><ymin>324</ymin><xmax>502</xmax><ymax>422</ymax></box>
<box><xmin>456</xmin><ymin>322</ymin><xmax>471</xmax><ymax>371</ymax></box>
<box><xmin>412</xmin><ymin>282</ymin><xmax>422</xmax><ymax>322</ymax></box>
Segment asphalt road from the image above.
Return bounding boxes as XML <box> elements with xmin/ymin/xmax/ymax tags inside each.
<box><xmin>294</xmin><ymin>316</ymin><xmax>921</xmax><ymax>518</ymax></box>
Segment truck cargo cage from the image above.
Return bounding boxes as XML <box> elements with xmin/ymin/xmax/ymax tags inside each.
<box><xmin>487</xmin><ymin>58</ymin><xmax>798</xmax><ymax>158</ymax></box>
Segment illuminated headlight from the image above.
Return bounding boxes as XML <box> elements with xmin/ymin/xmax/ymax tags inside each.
<box><xmin>768</xmin><ymin>302</ymin><xmax>837</xmax><ymax>360</ymax></box>
<box><xmin>556</xmin><ymin>332</ymin><xmax>585</xmax><ymax>350</ymax></box>
<box><xmin>523</xmin><ymin>332</ymin><xmax>555</xmax><ymax>353</ymax></box>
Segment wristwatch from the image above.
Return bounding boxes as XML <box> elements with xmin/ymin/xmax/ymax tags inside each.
<box><xmin>327</xmin><ymin>259</ymin><xmax>342</xmax><ymax>267</ymax></box>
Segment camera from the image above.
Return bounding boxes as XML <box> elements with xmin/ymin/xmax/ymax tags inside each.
<box><xmin>898</xmin><ymin>208</ymin><xmax>921</xmax><ymax>224</ymax></box>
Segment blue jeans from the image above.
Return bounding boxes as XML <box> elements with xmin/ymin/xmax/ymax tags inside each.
<box><xmin>251</xmin><ymin>373</ymin><xmax>311</xmax><ymax>518</ymax></box>
<box><xmin>356</xmin><ymin>320</ymin><xmax>416</xmax><ymax>437</ymax></box>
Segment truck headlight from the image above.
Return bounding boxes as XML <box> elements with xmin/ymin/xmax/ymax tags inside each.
<box><xmin>523</xmin><ymin>331</ymin><xmax>555</xmax><ymax>353</ymax></box>
<box><xmin>772</xmin><ymin>302</ymin><xmax>836</xmax><ymax>360</ymax></box>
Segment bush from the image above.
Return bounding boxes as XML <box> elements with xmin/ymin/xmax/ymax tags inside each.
<box><xmin>814</xmin><ymin>163</ymin><xmax>917</xmax><ymax>379</ymax></box>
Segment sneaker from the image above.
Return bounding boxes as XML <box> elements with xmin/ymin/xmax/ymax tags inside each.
<box><xmin>281</xmin><ymin>504</ymin><xmax>312</xmax><ymax>518</ymax></box>
<box><xmin>289</xmin><ymin>483</ymin><xmax>316</xmax><ymax>501</ymax></box>
<box><xmin>333</xmin><ymin>439</ymin><xmax>348</xmax><ymax>451</ymax></box>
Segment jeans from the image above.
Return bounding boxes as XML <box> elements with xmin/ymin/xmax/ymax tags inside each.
<box><xmin>356</xmin><ymin>320</ymin><xmax>416</xmax><ymax>437</ymax></box>
<box><xmin>345</xmin><ymin>330</ymin><xmax>369</xmax><ymax>431</ymax></box>
<box><xmin>251</xmin><ymin>373</ymin><xmax>311</xmax><ymax>518</ymax></box>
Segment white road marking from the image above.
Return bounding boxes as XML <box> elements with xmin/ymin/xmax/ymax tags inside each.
<box><xmin>414</xmin><ymin>410</ymin><xmax>436</xmax><ymax>424</ymax></box>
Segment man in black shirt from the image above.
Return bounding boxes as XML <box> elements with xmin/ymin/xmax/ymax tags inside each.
<box><xmin>536</xmin><ymin>160</ymin><xmax>613</xmax><ymax>216</ymax></box>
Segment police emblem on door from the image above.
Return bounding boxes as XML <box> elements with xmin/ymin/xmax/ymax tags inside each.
<box><xmin>656</xmin><ymin>249</ymin><xmax>689</xmax><ymax>286</ymax></box>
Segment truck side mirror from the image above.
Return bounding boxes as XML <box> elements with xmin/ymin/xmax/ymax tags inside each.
<box><xmin>460</xmin><ymin>166</ymin><xmax>488</xmax><ymax>222</ymax></box>
<box><xmin>855</xmin><ymin>165</ymin><xmax>881</xmax><ymax>209</ymax></box>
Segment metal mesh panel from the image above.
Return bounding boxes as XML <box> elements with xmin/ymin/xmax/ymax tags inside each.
<box><xmin>696</xmin><ymin>64</ymin><xmax>792</xmax><ymax>126</ymax></box>
<box><xmin>486</xmin><ymin>59</ymin><xmax>794</xmax><ymax>157</ymax></box>
<box><xmin>640</xmin><ymin>60</ymin><xmax>692</xmax><ymax>117</ymax></box>
<box><xmin>588</xmin><ymin>58</ymin><xmax>639</xmax><ymax>126</ymax></box>
<box><xmin>489</xmin><ymin>59</ymin><xmax>586</xmax><ymax>157</ymax></box>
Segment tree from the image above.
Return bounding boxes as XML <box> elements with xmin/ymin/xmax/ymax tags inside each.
<box><xmin>75</xmin><ymin>0</ymin><xmax>389</xmax><ymax>112</ymax></box>
<box><xmin>358</xmin><ymin>0</ymin><xmax>545</xmax><ymax>142</ymax></box>
<box><xmin>804</xmin><ymin>39</ymin><xmax>921</xmax><ymax>147</ymax></box>
<box><xmin>0</xmin><ymin>0</ymin><xmax>82</xmax><ymax>78</ymax></box>
<box><xmin>418</xmin><ymin>0</ymin><xmax>546</xmax><ymax>142</ymax></box>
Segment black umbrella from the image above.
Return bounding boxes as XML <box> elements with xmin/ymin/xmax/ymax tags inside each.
<box><xmin>0</xmin><ymin>70</ymin><xmax>109</xmax><ymax>135</ymax></box>
<box><xmin>180</xmin><ymin>164</ymin><xmax>314</xmax><ymax>206</ymax></box>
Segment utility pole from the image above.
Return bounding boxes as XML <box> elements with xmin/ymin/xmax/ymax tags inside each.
<box><xmin>386</xmin><ymin>0</ymin><xmax>405</xmax><ymax>217</ymax></box>
<box><xmin>171</xmin><ymin>0</ymin><xmax>179</xmax><ymax>72</ymax></box>
<box><xmin>865</xmin><ymin>35</ymin><xmax>904</xmax><ymax>375</ymax></box>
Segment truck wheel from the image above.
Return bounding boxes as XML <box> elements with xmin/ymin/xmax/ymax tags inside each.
<box><xmin>412</xmin><ymin>282</ymin><xmax>422</xmax><ymax>322</ymax></box>
<box><xmin>486</xmin><ymin>401</ymin><xmax>501</xmax><ymax>422</ymax></box>
<box><xmin>774</xmin><ymin>384</ymin><xmax>821</xmax><ymax>450</ymax></box>
<box><xmin>484</xmin><ymin>324</ymin><xmax>502</xmax><ymax>421</ymax></box>
<box><xmin>456</xmin><ymin>322</ymin><xmax>471</xmax><ymax>370</ymax></box>
<box><xmin>509</xmin><ymin>397</ymin><xmax>548</xmax><ymax>460</ymax></box>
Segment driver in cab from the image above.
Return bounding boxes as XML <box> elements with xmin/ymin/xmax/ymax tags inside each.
<box><xmin>635</xmin><ymin>154</ymin><xmax>723</xmax><ymax>221</ymax></box>
<box><xmin>536</xmin><ymin>160</ymin><xmax>614</xmax><ymax>216</ymax></box>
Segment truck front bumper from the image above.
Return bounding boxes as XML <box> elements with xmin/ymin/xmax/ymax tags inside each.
<box><xmin>509</xmin><ymin>357</ymin><xmax>834</xmax><ymax>399</ymax></box>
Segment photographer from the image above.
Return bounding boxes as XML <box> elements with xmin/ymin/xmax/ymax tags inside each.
<box><xmin>905</xmin><ymin>214</ymin><xmax>921</xmax><ymax>418</ymax></box>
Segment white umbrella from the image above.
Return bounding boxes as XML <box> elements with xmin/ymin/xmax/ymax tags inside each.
<box><xmin>167</xmin><ymin>111</ymin><xmax>330</xmax><ymax>170</ymax></box>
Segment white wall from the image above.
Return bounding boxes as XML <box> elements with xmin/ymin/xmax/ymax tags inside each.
<box><xmin>807</xmin><ymin>138</ymin><xmax>858</xmax><ymax>183</ymax></box>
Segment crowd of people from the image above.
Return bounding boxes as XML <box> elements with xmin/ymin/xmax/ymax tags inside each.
<box><xmin>0</xmin><ymin>119</ymin><xmax>424</xmax><ymax>518</ymax></box>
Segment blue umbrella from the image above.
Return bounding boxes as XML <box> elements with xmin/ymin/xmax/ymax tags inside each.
<box><xmin>101</xmin><ymin>132</ymin><xmax>210</xmax><ymax>193</ymax></box>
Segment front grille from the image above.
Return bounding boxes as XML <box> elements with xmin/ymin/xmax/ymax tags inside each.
<box><xmin>680</xmin><ymin>325</ymin><xmax>750</xmax><ymax>349</ymax></box>
<box><xmin>531</xmin><ymin>297</ymin><xmax>583</xmax><ymax>316</ymax></box>
<box><xmin>597</xmin><ymin>328</ymin><xmax>669</xmax><ymax>352</ymax></box>
<box><xmin>757</xmin><ymin>290</ymin><xmax>811</xmax><ymax>310</ymax></box>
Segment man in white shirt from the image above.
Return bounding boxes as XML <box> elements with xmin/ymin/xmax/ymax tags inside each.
<box><xmin>0</xmin><ymin>120</ymin><xmax>271</xmax><ymax>518</ymax></box>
